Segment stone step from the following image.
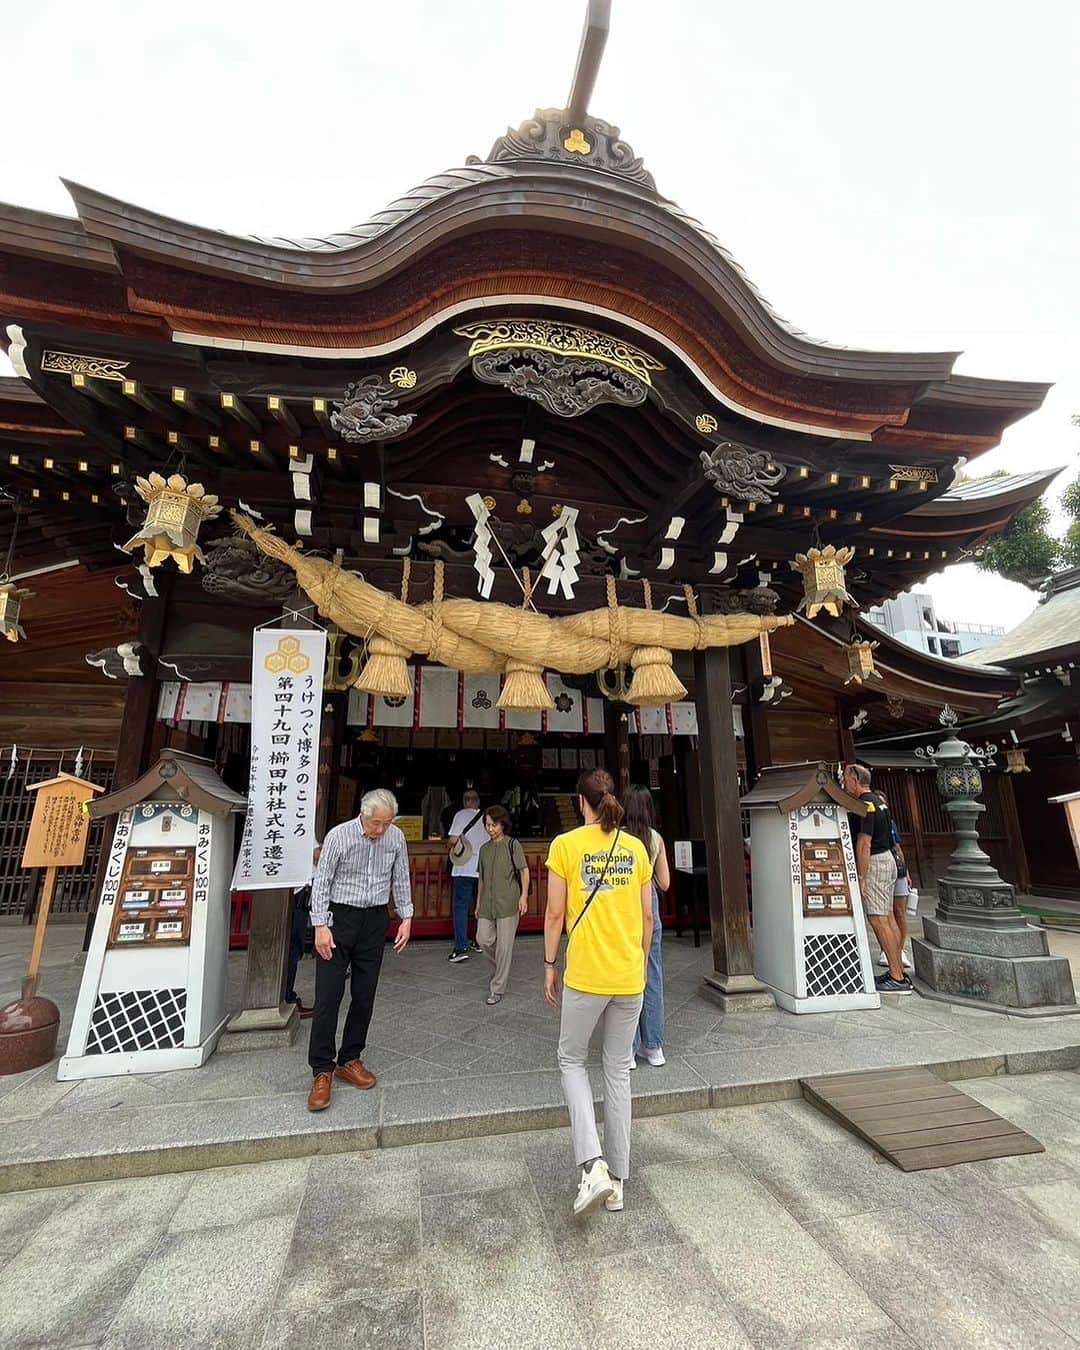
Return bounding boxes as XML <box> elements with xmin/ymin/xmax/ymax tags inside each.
<box><xmin>2</xmin><ymin>1035</ymin><xmax>1077</xmax><ymax>1195</ymax></box>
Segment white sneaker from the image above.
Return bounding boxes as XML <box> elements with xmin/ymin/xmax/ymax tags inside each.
<box><xmin>878</xmin><ymin>951</ymin><xmax>914</xmax><ymax>970</ymax></box>
<box><xmin>572</xmin><ymin>1159</ymin><xmax>614</xmax><ymax>1217</ymax></box>
<box><xmin>628</xmin><ymin>1057</ymin><xmax>637</xmax><ymax>1071</ymax></box>
<box><xmin>642</xmin><ymin>1046</ymin><xmax>666</xmax><ymax>1067</ymax></box>
<box><xmin>605</xmin><ymin>1177</ymin><xmax>624</xmax><ymax>1212</ymax></box>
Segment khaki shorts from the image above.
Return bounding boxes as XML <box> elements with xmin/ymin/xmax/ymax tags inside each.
<box><xmin>861</xmin><ymin>851</ymin><xmax>898</xmax><ymax>917</ymax></box>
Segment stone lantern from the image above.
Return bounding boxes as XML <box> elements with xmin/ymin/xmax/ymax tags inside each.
<box><xmin>911</xmin><ymin>707</ymin><xmax>1076</xmax><ymax>1014</ymax></box>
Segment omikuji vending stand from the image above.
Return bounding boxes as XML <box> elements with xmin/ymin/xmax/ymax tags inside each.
<box><xmin>58</xmin><ymin>751</ymin><xmax>245</xmax><ymax>1081</ymax></box>
<box><xmin>742</xmin><ymin>762</ymin><xmax>880</xmax><ymax>1014</ymax></box>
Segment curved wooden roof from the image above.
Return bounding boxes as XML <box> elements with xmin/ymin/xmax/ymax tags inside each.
<box><xmin>0</xmin><ymin>124</ymin><xmax>1049</xmax><ymax>448</ymax></box>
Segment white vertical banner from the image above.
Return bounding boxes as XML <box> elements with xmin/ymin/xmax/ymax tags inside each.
<box><xmin>232</xmin><ymin>628</ymin><xmax>327</xmax><ymax>891</ymax></box>
<box><xmin>462</xmin><ymin>674</ymin><xmax>500</xmax><ymax>728</ymax></box>
<box><xmin>418</xmin><ymin>666</ymin><xmax>459</xmax><ymax>728</ymax></box>
<box><xmin>544</xmin><ymin>675</ymin><xmax>584</xmax><ymax>734</ymax></box>
<box><xmin>671</xmin><ymin>702</ymin><xmax>699</xmax><ymax>736</ymax></box>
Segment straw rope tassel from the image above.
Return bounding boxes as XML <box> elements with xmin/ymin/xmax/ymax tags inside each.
<box><xmin>354</xmin><ymin>558</ymin><xmax>414</xmax><ymax>697</ymax></box>
<box><xmin>627</xmin><ymin>575</ymin><xmax>687</xmax><ymax>707</ymax></box>
<box><xmin>497</xmin><ymin>565</ymin><xmax>553</xmax><ymax>711</ymax></box>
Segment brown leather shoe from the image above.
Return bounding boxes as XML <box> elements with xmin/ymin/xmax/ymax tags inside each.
<box><xmin>335</xmin><ymin>1058</ymin><xmax>376</xmax><ymax>1090</ymax></box>
<box><xmin>307</xmin><ymin>1072</ymin><xmax>332</xmax><ymax>1111</ymax></box>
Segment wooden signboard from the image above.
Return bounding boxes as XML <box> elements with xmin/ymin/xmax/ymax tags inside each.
<box><xmin>19</xmin><ymin>773</ymin><xmax>104</xmax><ymax>1001</ymax></box>
<box><xmin>21</xmin><ymin>774</ymin><xmax>101</xmax><ymax>869</ymax></box>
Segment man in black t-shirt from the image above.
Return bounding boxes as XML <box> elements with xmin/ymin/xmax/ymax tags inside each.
<box><xmin>843</xmin><ymin>764</ymin><xmax>912</xmax><ymax>993</ymax></box>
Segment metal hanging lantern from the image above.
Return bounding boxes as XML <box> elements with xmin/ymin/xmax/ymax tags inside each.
<box><xmin>0</xmin><ymin>492</ymin><xmax>31</xmax><ymax>641</ymax></box>
<box><xmin>791</xmin><ymin>544</ymin><xmax>856</xmax><ymax>618</ymax></box>
<box><xmin>0</xmin><ymin>581</ymin><xmax>32</xmax><ymax>641</ymax></box>
<box><xmin>843</xmin><ymin>639</ymin><xmax>883</xmax><ymax>685</ymax></box>
<box><xmin>122</xmin><ymin>473</ymin><xmax>221</xmax><ymax>573</ymax></box>
<box><xmin>1003</xmin><ymin>746</ymin><xmax>1030</xmax><ymax>774</ymax></box>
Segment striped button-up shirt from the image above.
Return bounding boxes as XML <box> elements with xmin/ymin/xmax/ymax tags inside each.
<box><xmin>310</xmin><ymin>818</ymin><xmax>413</xmax><ymax>927</ymax></box>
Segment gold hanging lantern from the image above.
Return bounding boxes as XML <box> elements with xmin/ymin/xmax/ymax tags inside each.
<box><xmin>1004</xmin><ymin>746</ymin><xmax>1030</xmax><ymax>774</ymax></box>
<box><xmin>843</xmin><ymin>639</ymin><xmax>882</xmax><ymax>685</ymax></box>
<box><xmin>792</xmin><ymin>545</ymin><xmax>856</xmax><ymax>618</ymax></box>
<box><xmin>0</xmin><ymin>581</ymin><xmax>32</xmax><ymax>641</ymax></box>
<box><xmin>122</xmin><ymin>473</ymin><xmax>221</xmax><ymax>572</ymax></box>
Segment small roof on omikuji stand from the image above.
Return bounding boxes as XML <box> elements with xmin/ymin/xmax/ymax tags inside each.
<box><xmin>88</xmin><ymin>749</ymin><xmax>246</xmax><ymax>818</ymax></box>
<box><xmin>741</xmin><ymin>761</ymin><xmax>867</xmax><ymax>815</ymax></box>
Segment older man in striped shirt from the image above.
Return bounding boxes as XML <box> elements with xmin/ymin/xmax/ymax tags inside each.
<box><xmin>307</xmin><ymin>788</ymin><xmax>413</xmax><ymax>1112</ymax></box>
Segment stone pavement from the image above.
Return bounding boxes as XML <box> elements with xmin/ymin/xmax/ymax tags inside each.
<box><xmin>2</xmin><ymin>919</ymin><xmax>1079</xmax><ymax>1192</ymax></box>
<box><xmin>0</xmin><ymin>1069</ymin><xmax>1078</xmax><ymax>1349</ymax></box>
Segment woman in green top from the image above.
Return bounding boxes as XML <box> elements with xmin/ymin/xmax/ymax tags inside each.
<box><xmin>475</xmin><ymin>805</ymin><xmax>530</xmax><ymax>1006</ymax></box>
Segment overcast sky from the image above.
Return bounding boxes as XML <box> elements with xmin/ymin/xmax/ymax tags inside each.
<box><xmin>3</xmin><ymin>0</ymin><xmax>1078</xmax><ymax>631</ymax></box>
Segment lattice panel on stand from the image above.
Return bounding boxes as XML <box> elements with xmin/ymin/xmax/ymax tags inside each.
<box><xmin>86</xmin><ymin>988</ymin><xmax>187</xmax><ymax>1054</ymax></box>
<box><xmin>803</xmin><ymin>933</ymin><xmax>863</xmax><ymax>997</ymax></box>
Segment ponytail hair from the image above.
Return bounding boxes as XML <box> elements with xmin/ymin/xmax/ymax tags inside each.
<box><xmin>578</xmin><ymin>768</ymin><xmax>624</xmax><ymax>833</ymax></box>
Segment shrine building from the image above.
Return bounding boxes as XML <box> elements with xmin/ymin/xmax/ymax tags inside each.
<box><xmin>0</xmin><ymin>4</ymin><xmax>1061</xmax><ymax>989</ymax></box>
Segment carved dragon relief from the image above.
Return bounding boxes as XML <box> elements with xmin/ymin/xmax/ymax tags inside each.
<box><xmin>201</xmin><ymin>536</ymin><xmax>296</xmax><ymax>605</ymax></box>
<box><xmin>471</xmin><ymin>347</ymin><xmax>648</xmax><ymax>419</ymax></box>
<box><xmin>699</xmin><ymin>441</ymin><xmax>787</xmax><ymax>504</ymax></box>
<box><xmin>331</xmin><ymin>375</ymin><xmax>415</xmax><ymax>444</ymax></box>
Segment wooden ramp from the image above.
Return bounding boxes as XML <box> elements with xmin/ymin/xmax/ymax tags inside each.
<box><xmin>801</xmin><ymin>1067</ymin><xmax>1044</xmax><ymax>1171</ymax></box>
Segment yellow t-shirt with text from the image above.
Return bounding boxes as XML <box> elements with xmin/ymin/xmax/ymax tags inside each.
<box><xmin>545</xmin><ymin>825</ymin><xmax>652</xmax><ymax>996</ymax></box>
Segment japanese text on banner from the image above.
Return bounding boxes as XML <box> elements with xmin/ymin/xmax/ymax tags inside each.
<box><xmin>232</xmin><ymin>629</ymin><xmax>326</xmax><ymax>890</ymax></box>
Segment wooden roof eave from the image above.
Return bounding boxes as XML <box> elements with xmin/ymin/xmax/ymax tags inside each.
<box><xmin>58</xmin><ymin>174</ymin><xmax>966</xmax><ymax>387</ymax></box>
<box><xmin>0</xmin><ymin>200</ymin><xmax>119</xmax><ymax>273</ymax></box>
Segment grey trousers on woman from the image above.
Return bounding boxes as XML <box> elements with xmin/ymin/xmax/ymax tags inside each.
<box><xmin>476</xmin><ymin>914</ymin><xmax>519</xmax><ymax>995</ymax></box>
<box><xmin>557</xmin><ymin>987</ymin><xmax>643</xmax><ymax>1181</ymax></box>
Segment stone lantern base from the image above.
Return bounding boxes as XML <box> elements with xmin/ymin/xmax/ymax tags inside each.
<box><xmin>912</xmin><ymin>925</ymin><xmax>1078</xmax><ymax>1017</ymax></box>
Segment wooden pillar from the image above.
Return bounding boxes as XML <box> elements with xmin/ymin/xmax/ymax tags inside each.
<box><xmin>742</xmin><ymin>638</ymin><xmax>773</xmax><ymax>785</ymax></box>
<box><xmin>838</xmin><ymin>699</ymin><xmax>857</xmax><ymax>764</ymax></box>
<box><xmin>83</xmin><ymin>583</ymin><xmax>169</xmax><ymax>950</ymax></box>
<box><xmin>998</xmin><ymin>772</ymin><xmax>1032</xmax><ymax>895</ymax></box>
<box><xmin>694</xmin><ymin>645</ymin><xmax>764</xmax><ymax>1002</ymax></box>
<box><xmin>902</xmin><ymin>771</ymin><xmax>929</xmax><ymax>892</ymax></box>
<box><xmin>603</xmin><ymin>700</ymin><xmax>630</xmax><ymax>793</ymax></box>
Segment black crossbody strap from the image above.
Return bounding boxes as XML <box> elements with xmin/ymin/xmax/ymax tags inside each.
<box><xmin>459</xmin><ymin>809</ymin><xmax>484</xmax><ymax>836</ymax></box>
<box><xmin>569</xmin><ymin>829</ymin><xmax>622</xmax><ymax>937</ymax></box>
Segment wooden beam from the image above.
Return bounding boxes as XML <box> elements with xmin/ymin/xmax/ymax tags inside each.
<box><xmin>220</xmin><ymin>391</ymin><xmax>261</xmax><ymax>433</ymax></box>
<box><xmin>693</xmin><ymin>640</ymin><xmax>757</xmax><ymax>992</ymax></box>
<box><xmin>69</xmin><ymin>372</ymin><xmax>128</xmax><ymax>413</ymax></box>
<box><xmin>172</xmin><ymin>386</ymin><xmax>223</xmax><ymax>429</ymax></box>
<box><xmin>121</xmin><ymin>379</ymin><xmax>175</xmax><ymax>421</ymax></box>
<box><xmin>267</xmin><ymin>395</ymin><xmax>300</xmax><ymax>436</ymax></box>
<box><xmin>164</xmin><ymin>429</ymin><xmax>215</xmax><ymax>468</ymax></box>
<box><xmin>312</xmin><ymin>397</ymin><xmax>334</xmax><ymax>437</ymax></box>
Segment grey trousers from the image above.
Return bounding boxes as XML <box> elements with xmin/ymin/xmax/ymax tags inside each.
<box><xmin>476</xmin><ymin>914</ymin><xmax>519</xmax><ymax>995</ymax></box>
<box><xmin>557</xmin><ymin>986</ymin><xmax>643</xmax><ymax>1180</ymax></box>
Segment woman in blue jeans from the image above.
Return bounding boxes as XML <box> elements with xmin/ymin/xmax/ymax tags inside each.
<box><xmin>622</xmin><ymin>784</ymin><xmax>671</xmax><ymax>1067</ymax></box>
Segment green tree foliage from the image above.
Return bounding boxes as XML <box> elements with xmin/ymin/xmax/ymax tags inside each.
<box><xmin>975</xmin><ymin>464</ymin><xmax>1080</xmax><ymax>587</ymax></box>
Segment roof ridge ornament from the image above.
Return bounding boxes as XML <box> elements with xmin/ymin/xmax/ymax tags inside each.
<box><xmin>475</xmin><ymin>108</ymin><xmax>655</xmax><ymax>190</ymax></box>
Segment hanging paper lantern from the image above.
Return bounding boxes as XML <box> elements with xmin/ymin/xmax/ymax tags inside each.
<box><xmin>122</xmin><ymin>473</ymin><xmax>221</xmax><ymax>573</ymax></box>
<box><xmin>1003</xmin><ymin>747</ymin><xmax>1030</xmax><ymax>774</ymax></box>
<box><xmin>843</xmin><ymin>639</ymin><xmax>882</xmax><ymax>685</ymax></box>
<box><xmin>791</xmin><ymin>545</ymin><xmax>856</xmax><ymax>618</ymax></box>
<box><xmin>0</xmin><ymin>581</ymin><xmax>32</xmax><ymax>641</ymax></box>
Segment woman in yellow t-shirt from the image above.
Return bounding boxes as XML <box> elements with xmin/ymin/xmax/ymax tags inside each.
<box><xmin>544</xmin><ymin>768</ymin><xmax>653</xmax><ymax>1218</ymax></box>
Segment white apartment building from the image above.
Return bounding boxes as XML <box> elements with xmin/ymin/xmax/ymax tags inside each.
<box><xmin>864</xmin><ymin>591</ymin><xmax>1005</xmax><ymax>659</ymax></box>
